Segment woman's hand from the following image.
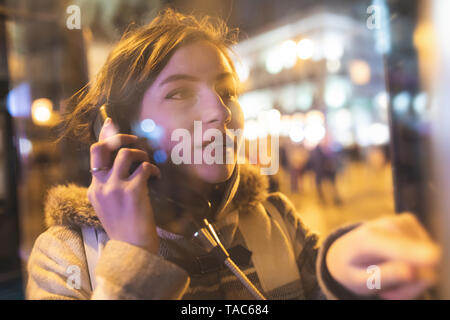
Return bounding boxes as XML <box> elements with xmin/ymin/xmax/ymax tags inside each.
<box><xmin>326</xmin><ymin>213</ymin><xmax>441</xmax><ymax>299</ymax></box>
<box><xmin>87</xmin><ymin>118</ymin><xmax>161</xmax><ymax>254</ymax></box>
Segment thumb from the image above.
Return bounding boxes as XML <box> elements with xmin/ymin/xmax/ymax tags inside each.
<box><xmin>99</xmin><ymin>117</ymin><xmax>119</xmax><ymax>141</ymax></box>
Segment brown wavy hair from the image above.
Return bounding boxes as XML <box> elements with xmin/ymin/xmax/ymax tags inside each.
<box><xmin>59</xmin><ymin>8</ymin><xmax>239</xmax><ymax>145</ymax></box>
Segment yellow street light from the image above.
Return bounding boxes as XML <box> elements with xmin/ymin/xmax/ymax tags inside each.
<box><xmin>31</xmin><ymin>98</ymin><xmax>53</xmax><ymax>126</ymax></box>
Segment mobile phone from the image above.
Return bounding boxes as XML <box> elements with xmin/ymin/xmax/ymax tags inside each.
<box><xmin>92</xmin><ymin>105</ymin><xmax>212</xmax><ymax>235</ymax></box>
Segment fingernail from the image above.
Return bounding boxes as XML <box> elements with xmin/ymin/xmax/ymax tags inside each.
<box><xmin>104</xmin><ymin>117</ymin><xmax>112</xmax><ymax>126</ymax></box>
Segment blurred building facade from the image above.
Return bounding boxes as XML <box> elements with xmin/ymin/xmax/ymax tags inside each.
<box><xmin>233</xmin><ymin>6</ymin><xmax>389</xmax><ymax>154</ymax></box>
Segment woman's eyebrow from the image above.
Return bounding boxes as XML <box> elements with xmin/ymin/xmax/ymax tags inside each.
<box><xmin>159</xmin><ymin>74</ymin><xmax>199</xmax><ymax>86</ymax></box>
<box><xmin>159</xmin><ymin>72</ymin><xmax>235</xmax><ymax>87</ymax></box>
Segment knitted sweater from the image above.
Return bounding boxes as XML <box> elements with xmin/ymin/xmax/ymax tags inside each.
<box><xmin>26</xmin><ymin>164</ymin><xmax>357</xmax><ymax>300</ymax></box>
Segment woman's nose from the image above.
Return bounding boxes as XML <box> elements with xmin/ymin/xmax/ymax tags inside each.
<box><xmin>202</xmin><ymin>92</ymin><xmax>232</xmax><ymax>128</ymax></box>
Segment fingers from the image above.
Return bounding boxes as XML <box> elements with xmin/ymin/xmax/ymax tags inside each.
<box><xmin>341</xmin><ymin>261</ymin><xmax>414</xmax><ymax>296</ymax></box>
<box><xmin>90</xmin><ymin>135</ymin><xmax>138</xmax><ymax>170</ymax></box>
<box><xmin>111</xmin><ymin>148</ymin><xmax>150</xmax><ymax>180</ymax></box>
<box><xmin>377</xmin><ymin>261</ymin><xmax>415</xmax><ymax>290</ymax></box>
<box><xmin>128</xmin><ymin>162</ymin><xmax>161</xmax><ymax>185</ymax></box>
<box><xmin>379</xmin><ymin>281</ymin><xmax>430</xmax><ymax>300</ymax></box>
<box><xmin>397</xmin><ymin>213</ymin><xmax>433</xmax><ymax>242</ymax></box>
<box><xmin>376</xmin><ymin>213</ymin><xmax>432</xmax><ymax>242</ymax></box>
<box><xmin>344</xmin><ymin>261</ymin><xmax>413</xmax><ymax>296</ymax></box>
<box><xmin>344</xmin><ymin>260</ymin><xmax>437</xmax><ymax>297</ymax></box>
<box><xmin>355</xmin><ymin>222</ymin><xmax>441</xmax><ymax>268</ymax></box>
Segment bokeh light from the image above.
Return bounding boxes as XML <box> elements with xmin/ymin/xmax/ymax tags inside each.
<box><xmin>326</xmin><ymin>59</ymin><xmax>341</xmax><ymax>73</ymax></box>
<box><xmin>289</xmin><ymin>125</ymin><xmax>305</xmax><ymax>143</ymax></box>
<box><xmin>239</xmin><ymin>91</ymin><xmax>273</xmax><ymax>119</ymax></box>
<box><xmin>244</xmin><ymin>120</ymin><xmax>261</xmax><ymax>140</ymax></box>
<box><xmin>305</xmin><ymin>110</ymin><xmax>325</xmax><ymax>125</ymax></box>
<box><xmin>324</xmin><ymin>77</ymin><xmax>350</xmax><ymax>109</ymax></box>
<box><xmin>265</xmin><ymin>48</ymin><xmax>283</xmax><ymax>74</ymax></box>
<box><xmin>393</xmin><ymin>91</ymin><xmax>411</xmax><ymax>114</ymax></box>
<box><xmin>19</xmin><ymin>138</ymin><xmax>32</xmax><ymax>156</ymax></box>
<box><xmin>413</xmin><ymin>92</ymin><xmax>428</xmax><ymax>114</ymax></box>
<box><xmin>369</xmin><ymin>123</ymin><xmax>390</xmax><ymax>145</ymax></box>
<box><xmin>153</xmin><ymin>149</ymin><xmax>168</xmax><ymax>164</ymax></box>
<box><xmin>349</xmin><ymin>59</ymin><xmax>371</xmax><ymax>85</ymax></box>
<box><xmin>374</xmin><ymin>91</ymin><xmax>389</xmax><ymax>110</ymax></box>
<box><xmin>31</xmin><ymin>98</ymin><xmax>53</xmax><ymax>125</ymax></box>
<box><xmin>140</xmin><ymin>118</ymin><xmax>156</xmax><ymax>133</ymax></box>
<box><xmin>266</xmin><ymin>109</ymin><xmax>282</xmax><ymax>135</ymax></box>
<box><xmin>297</xmin><ymin>38</ymin><xmax>314</xmax><ymax>60</ymax></box>
<box><xmin>280</xmin><ymin>40</ymin><xmax>298</xmax><ymax>68</ymax></box>
<box><xmin>304</xmin><ymin>124</ymin><xmax>326</xmax><ymax>144</ymax></box>
<box><xmin>323</xmin><ymin>34</ymin><xmax>344</xmax><ymax>60</ymax></box>
<box><xmin>296</xmin><ymin>83</ymin><xmax>314</xmax><ymax>111</ymax></box>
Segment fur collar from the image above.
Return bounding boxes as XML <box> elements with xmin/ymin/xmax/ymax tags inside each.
<box><xmin>44</xmin><ymin>164</ymin><xmax>269</xmax><ymax>230</ymax></box>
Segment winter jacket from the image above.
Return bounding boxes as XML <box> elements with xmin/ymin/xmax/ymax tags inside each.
<box><xmin>26</xmin><ymin>164</ymin><xmax>358</xmax><ymax>300</ymax></box>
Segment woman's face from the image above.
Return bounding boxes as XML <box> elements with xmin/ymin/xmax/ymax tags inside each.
<box><xmin>138</xmin><ymin>40</ymin><xmax>244</xmax><ymax>184</ymax></box>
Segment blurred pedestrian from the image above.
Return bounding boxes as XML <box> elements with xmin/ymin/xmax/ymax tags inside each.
<box><xmin>287</xmin><ymin>143</ymin><xmax>309</xmax><ymax>194</ymax></box>
<box><xmin>309</xmin><ymin>137</ymin><xmax>342</xmax><ymax>205</ymax></box>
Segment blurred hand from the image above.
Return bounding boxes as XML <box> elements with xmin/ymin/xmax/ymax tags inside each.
<box><xmin>326</xmin><ymin>213</ymin><xmax>441</xmax><ymax>299</ymax></box>
<box><xmin>87</xmin><ymin>118</ymin><xmax>161</xmax><ymax>254</ymax></box>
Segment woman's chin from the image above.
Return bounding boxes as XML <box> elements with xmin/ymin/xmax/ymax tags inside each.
<box><xmin>194</xmin><ymin>163</ymin><xmax>236</xmax><ymax>184</ymax></box>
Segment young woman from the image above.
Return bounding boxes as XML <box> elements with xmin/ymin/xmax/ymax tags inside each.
<box><xmin>27</xmin><ymin>9</ymin><xmax>440</xmax><ymax>300</ymax></box>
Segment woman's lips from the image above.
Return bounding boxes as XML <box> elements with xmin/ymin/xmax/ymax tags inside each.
<box><xmin>192</xmin><ymin>134</ymin><xmax>238</xmax><ymax>162</ymax></box>
<box><xmin>196</xmin><ymin>134</ymin><xmax>236</xmax><ymax>150</ymax></box>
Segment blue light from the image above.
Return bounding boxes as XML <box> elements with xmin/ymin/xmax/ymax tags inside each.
<box><xmin>393</xmin><ymin>91</ymin><xmax>411</xmax><ymax>114</ymax></box>
<box><xmin>153</xmin><ymin>149</ymin><xmax>167</xmax><ymax>164</ymax></box>
<box><xmin>132</xmin><ymin>121</ymin><xmax>164</xmax><ymax>142</ymax></box>
<box><xmin>140</xmin><ymin>118</ymin><xmax>156</xmax><ymax>133</ymax></box>
<box><xmin>147</xmin><ymin>125</ymin><xmax>164</xmax><ymax>141</ymax></box>
<box><xmin>19</xmin><ymin>138</ymin><xmax>32</xmax><ymax>156</ymax></box>
<box><xmin>7</xmin><ymin>83</ymin><xmax>31</xmax><ymax>117</ymax></box>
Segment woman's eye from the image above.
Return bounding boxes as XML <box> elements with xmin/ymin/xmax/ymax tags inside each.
<box><xmin>218</xmin><ymin>88</ymin><xmax>237</xmax><ymax>100</ymax></box>
<box><xmin>165</xmin><ymin>88</ymin><xmax>194</xmax><ymax>100</ymax></box>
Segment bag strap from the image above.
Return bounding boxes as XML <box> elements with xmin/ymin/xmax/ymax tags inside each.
<box><xmin>262</xmin><ymin>198</ymin><xmax>293</xmax><ymax>246</ymax></box>
<box><xmin>237</xmin><ymin>201</ymin><xmax>301</xmax><ymax>294</ymax></box>
<box><xmin>81</xmin><ymin>226</ymin><xmax>108</xmax><ymax>292</ymax></box>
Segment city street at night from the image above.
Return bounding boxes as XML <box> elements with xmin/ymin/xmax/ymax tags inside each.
<box><xmin>0</xmin><ymin>0</ymin><xmax>450</xmax><ymax>307</ymax></box>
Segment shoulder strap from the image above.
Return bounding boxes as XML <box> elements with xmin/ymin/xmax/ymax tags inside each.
<box><xmin>262</xmin><ymin>198</ymin><xmax>293</xmax><ymax>246</ymax></box>
<box><xmin>237</xmin><ymin>202</ymin><xmax>301</xmax><ymax>294</ymax></box>
<box><xmin>81</xmin><ymin>226</ymin><xmax>108</xmax><ymax>292</ymax></box>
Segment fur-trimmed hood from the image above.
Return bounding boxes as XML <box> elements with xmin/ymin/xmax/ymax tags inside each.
<box><xmin>44</xmin><ymin>164</ymin><xmax>269</xmax><ymax>231</ymax></box>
